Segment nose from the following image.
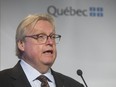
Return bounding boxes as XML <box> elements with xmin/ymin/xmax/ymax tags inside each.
<box><xmin>45</xmin><ymin>37</ymin><xmax>54</xmax><ymax>45</ymax></box>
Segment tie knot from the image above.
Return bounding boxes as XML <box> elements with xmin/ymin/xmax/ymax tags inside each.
<box><xmin>37</xmin><ymin>75</ymin><xmax>48</xmax><ymax>82</ymax></box>
<box><xmin>37</xmin><ymin>75</ymin><xmax>50</xmax><ymax>87</ymax></box>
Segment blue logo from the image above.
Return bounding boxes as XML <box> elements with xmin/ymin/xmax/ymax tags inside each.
<box><xmin>47</xmin><ymin>5</ymin><xmax>104</xmax><ymax>17</ymax></box>
<box><xmin>89</xmin><ymin>7</ymin><xmax>103</xmax><ymax>17</ymax></box>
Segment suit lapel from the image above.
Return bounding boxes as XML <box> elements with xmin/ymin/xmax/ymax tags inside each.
<box><xmin>51</xmin><ymin>70</ymin><xmax>64</xmax><ymax>87</ymax></box>
<box><xmin>9</xmin><ymin>61</ymin><xmax>31</xmax><ymax>87</ymax></box>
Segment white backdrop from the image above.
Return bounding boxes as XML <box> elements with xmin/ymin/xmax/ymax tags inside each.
<box><xmin>1</xmin><ymin>0</ymin><xmax>116</xmax><ymax>87</ymax></box>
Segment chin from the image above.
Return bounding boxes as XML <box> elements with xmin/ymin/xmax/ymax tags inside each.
<box><xmin>44</xmin><ymin>59</ymin><xmax>54</xmax><ymax>65</ymax></box>
<box><xmin>44</xmin><ymin>62</ymin><xmax>53</xmax><ymax>66</ymax></box>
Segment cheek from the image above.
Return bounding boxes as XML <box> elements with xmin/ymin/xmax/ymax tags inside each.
<box><xmin>55</xmin><ymin>48</ymin><xmax>57</xmax><ymax>57</ymax></box>
<box><xmin>24</xmin><ymin>43</ymin><xmax>43</xmax><ymax>57</ymax></box>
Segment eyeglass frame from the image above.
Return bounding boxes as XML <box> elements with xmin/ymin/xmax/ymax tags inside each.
<box><xmin>24</xmin><ymin>33</ymin><xmax>61</xmax><ymax>44</ymax></box>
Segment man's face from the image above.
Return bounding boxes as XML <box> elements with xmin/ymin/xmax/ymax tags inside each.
<box><xmin>18</xmin><ymin>20</ymin><xmax>57</xmax><ymax>69</ymax></box>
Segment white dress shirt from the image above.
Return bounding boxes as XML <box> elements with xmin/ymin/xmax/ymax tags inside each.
<box><xmin>20</xmin><ymin>59</ymin><xmax>56</xmax><ymax>87</ymax></box>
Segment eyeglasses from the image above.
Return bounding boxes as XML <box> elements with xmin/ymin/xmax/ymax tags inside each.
<box><xmin>25</xmin><ymin>33</ymin><xmax>61</xmax><ymax>44</ymax></box>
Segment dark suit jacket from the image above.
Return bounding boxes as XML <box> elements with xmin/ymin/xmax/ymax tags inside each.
<box><xmin>0</xmin><ymin>61</ymin><xmax>84</xmax><ymax>87</ymax></box>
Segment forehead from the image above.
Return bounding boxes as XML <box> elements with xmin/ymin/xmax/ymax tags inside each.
<box><xmin>27</xmin><ymin>20</ymin><xmax>55</xmax><ymax>35</ymax></box>
<box><xmin>34</xmin><ymin>20</ymin><xmax>53</xmax><ymax>29</ymax></box>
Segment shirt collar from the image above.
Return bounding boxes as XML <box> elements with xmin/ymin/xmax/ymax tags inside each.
<box><xmin>20</xmin><ymin>59</ymin><xmax>55</xmax><ymax>83</ymax></box>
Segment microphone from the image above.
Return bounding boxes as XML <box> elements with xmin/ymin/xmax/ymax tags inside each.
<box><xmin>77</xmin><ymin>69</ymin><xmax>88</xmax><ymax>87</ymax></box>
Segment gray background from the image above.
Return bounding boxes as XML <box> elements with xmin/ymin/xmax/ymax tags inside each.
<box><xmin>1</xmin><ymin>0</ymin><xmax>116</xmax><ymax>87</ymax></box>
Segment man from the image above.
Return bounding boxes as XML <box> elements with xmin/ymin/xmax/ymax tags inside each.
<box><xmin>0</xmin><ymin>14</ymin><xmax>84</xmax><ymax>87</ymax></box>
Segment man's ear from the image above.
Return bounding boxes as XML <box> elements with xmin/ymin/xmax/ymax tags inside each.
<box><xmin>17</xmin><ymin>40</ymin><xmax>25</xmax><ymax>51</ymax></box>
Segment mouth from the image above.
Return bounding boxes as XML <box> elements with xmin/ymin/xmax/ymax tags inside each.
<box><xmin>43</xmin><ymin>50</ymin><xmax>53</xmax><ymax>54</ymax></box>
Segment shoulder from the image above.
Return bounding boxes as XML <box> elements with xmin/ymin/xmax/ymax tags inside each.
<box><xmin>0</xmin><ymin>61</ymin><xmax>22</xmax><ymax>80</ymax></box>
<box><xmin>0</xmin><ymin>68</ymin><xmax>12</xmax><ymax>78</ymax></box>
<box><xmin>52</xmin><ymin>70</ymin><xmax>84</xmax><ymax>87</ymax></box>
<box><xmin>0</xmin><ymin>68</ymin><xmax>13</xmax><ymax>87</ymax></box>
